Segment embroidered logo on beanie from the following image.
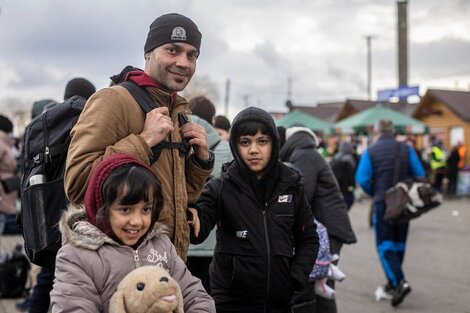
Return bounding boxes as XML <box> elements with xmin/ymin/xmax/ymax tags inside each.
<box><xmin>171</xmin><ymin>27</ymin><xmax>187</xmax><ymax>41</ymax></box>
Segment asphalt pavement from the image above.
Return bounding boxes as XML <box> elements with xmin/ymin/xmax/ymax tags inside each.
<box><xmin>336</xmin><ymin>196</ymin><xmax>470</xmax><ymax>313</ymax></box>
<box><xmin>0</xmin><ymin>196</ymin><xmax>468</xmax><ymax>312</ymax></box>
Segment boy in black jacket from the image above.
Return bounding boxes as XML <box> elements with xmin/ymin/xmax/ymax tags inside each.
<box><xmin>190</xmin><ymin>106</ymin><xmax>318</xmax><ymax>313</ymax></box>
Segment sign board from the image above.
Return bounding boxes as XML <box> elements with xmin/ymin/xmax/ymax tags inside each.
<box><xmin>377</xmin><ymin>85</ymin><xmax>419</xmax><ymax>101</ymax></box>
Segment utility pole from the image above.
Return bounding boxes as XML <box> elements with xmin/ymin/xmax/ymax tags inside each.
<box><xmin>365</xmin><ymin>35</ymin><xmax>375</xmax><ymax>101</ymax></box>
<box><xmin>224</xmin><ymin>79</ymin><xmax>231</xmax><ymax>116</ymax></box>
<box><xmin>242</xmin><ymin>94</ymin><xmax>250</xmax><ymax>108</ymax></box>
<box><xmin>287</xmin><ymin>76</ymin><xmax>292</xmax><ymax>102</ymax></box>
<box><xmin>397</xmin><ymin>0</ymin><xmax>408</xmax><ymax>87</ymax></box>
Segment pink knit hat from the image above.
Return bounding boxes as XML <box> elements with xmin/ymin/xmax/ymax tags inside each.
<box><xmin>84</xmin><ymin>153</ymin><xmax>155</xmax><ymax>224</ymax></box>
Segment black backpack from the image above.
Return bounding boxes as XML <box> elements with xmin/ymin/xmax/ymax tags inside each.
<box><xmin>0</xmin><ymin>244</ymin><xmax>31</xmax><ymax>298</ymax></box>
<box><xmin>20</xmin><ymin>81</ymin><xmax>161</xmax><ymax>270</ymax></box>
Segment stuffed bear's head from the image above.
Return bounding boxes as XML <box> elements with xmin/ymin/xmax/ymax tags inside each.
<box><xmin>110</xmin><ymin>265</ymin><xmax>183</xmax><ymax>313</ymax></box>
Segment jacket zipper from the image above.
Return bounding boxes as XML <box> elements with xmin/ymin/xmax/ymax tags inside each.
<box><xmin>262</xmin><ymin>204</ymin><xmax>270</xmax><ymax>313</ymax></box>
<box><xmin>133</xmin><ymin>249</ymin><xmax>140</xmax><ymax>267</ymax></box>
<box><xmin>262</xmin><ymin>185</ymin><xmax>295</xmax><ymax>312</ymax></box>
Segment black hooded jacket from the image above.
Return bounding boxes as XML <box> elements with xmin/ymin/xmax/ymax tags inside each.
<box><xmin>279</xmin><ymin>128</ymin><xmax>356</xmax><ymax>244</ymax></box>
<box><xmin>191</xmin><ymin>107</ymin><xmax>318</xmax><ymax>313</ymax></box>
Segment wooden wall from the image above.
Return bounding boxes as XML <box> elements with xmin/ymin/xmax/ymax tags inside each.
<box><xmin>418</xmin><ymin>100</ymin><xmax>470</xmax><ymax>166</ymax></box>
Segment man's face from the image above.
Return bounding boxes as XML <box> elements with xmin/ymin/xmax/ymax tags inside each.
<box><xmin>145</xmin><ymin>42</ymin><xmax>198</xmax><ymax>92</ymax></box>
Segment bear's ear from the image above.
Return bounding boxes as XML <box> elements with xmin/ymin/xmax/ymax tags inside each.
<box><xmin>174</xmin><ymin>285</ymin><xmax>184</xmax><ymax>313</ymax></box>
<box><xmin>109</xmin><ymin>289</ymin><xmax>126</xmax><ymax>313</ymax></box>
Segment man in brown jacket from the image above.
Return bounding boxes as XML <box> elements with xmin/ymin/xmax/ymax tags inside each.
<box><xmin>64</xmin><ymin>13</ymin><xmax>213</xmax><ymax>262</ymax></box>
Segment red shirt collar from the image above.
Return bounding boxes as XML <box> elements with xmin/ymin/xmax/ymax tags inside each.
<box><xmin>124</xmin><ymin>70</ymin><xmax>177</xmax><ymax>101</ymax></box>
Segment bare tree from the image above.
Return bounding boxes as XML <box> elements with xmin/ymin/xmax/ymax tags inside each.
<box><xmin>182</xmin><ymin>75</ymin><xmax>220</xmax><ymax>104</ymax></box>
<box><xmin>0</xmin><ymin>97</ymin><xmax>31</xmax><ymax>136</ymax></box>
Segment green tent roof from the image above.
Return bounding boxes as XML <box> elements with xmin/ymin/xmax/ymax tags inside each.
<box><xmin>333</xmin><ymin>105</ymin><xmax>427</xmax><ymax>135</ymax></box>
<box><xmin>275</xmin><ymin>110</ymin><xmax>333</xmax><ymax>135</ymax></box>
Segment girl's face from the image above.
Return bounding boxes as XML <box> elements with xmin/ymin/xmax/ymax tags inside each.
<box><xmin>108</xmin><ymin>187</ymin><xmax>153</xmax><ymax>246</ymax></box>
<box><xmin>237</xmin><ymin>129</ymin><xmax>272</xmax><ymax>179</ymax></box>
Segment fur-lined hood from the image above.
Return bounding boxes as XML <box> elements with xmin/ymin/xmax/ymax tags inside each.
<box><xmin>59</xmin><ymin>204</ymin><xmax>167</xmax><ymax>251</ymax></box>
<box><xmin>285</xmin><ymin>126</ymin><xmax>319</xmax><ymax>147</ymax></box>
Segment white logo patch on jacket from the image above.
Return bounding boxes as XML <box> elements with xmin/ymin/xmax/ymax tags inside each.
<box><xmin>278</xmin><ymin>195</ymin><xmax>293</xmax><ymax>203</ymax></box>
<box><xmin>236</xmin><ymin>230</ymin><xmax>248</xmax><ymax>239</ymax></box>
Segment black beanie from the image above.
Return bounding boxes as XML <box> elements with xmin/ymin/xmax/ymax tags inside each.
<box><xmin>144</xmin><ymin>13</ymin><xmax>201</xmax><ymax>54</ymax></box>
<box><xmin>64</xmin><ymin>78</ymin><xmax>96</xmax><ymax>100</ymax></box>
<box><xmin>0</xmin><ymin>115</ymin><xmax>13</xmax><ymax>133</ymax></box>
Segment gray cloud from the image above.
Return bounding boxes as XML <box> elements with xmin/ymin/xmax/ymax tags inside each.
<box><xmin>0</xmin><ymin>0</ymin><xmax>469</xmax><ymax>117</ymax></box>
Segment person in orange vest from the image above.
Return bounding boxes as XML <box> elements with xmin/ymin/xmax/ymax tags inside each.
<box><xmin>457</xmin><ymin>141</ymin><xmax>467</xmax><ymax>169</ymax></box>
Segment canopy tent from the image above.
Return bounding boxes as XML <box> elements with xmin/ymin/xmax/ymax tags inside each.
<box><xmin>275</xmin><ymin>110</ymin><xmax>333</xmax><ymax>135</ymax></box>
<box><xmin>333</xmin><ymin>105</ymin><xmax>428</xmax><ymax>135</ymax></box>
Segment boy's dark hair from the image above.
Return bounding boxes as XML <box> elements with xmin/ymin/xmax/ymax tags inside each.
<box><xmin>95</xmin><ymin>163</ymin><xmax>164</xmax><ymax>240</ymax></box>
<box><xmin>232</xmin><ymin>120</ymin><xmax>269</xmax><ymax>139</ymax></box>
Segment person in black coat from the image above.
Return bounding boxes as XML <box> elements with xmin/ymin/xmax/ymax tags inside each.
<box><xmin>190</xmin><ymin>107</ymin><xmax>318</xmax><ymax>313</ymax></box>
<box><xmin>446</xmin><ymin>145</ymin><xmax>460</xmax><ymax>195</ymax></box>
<box><xmin>330</xmin><ymin>141</ymin><xmax>357</xmax><ymax>211</ymax></box>
<box><xmin>279</xmin><ymin>126</ymin><xmax>357</xmax><ymax>313</ymax></box>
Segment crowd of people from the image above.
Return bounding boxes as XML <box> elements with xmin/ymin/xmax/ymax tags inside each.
<box><xmin>0</xmin><ymin>11</ymin><xmax>466</xmax><ymax>313</ymax></box>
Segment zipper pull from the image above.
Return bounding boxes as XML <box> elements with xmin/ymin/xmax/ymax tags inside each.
<box><xmin>45</xmin><ymin>146</ymin><xmax>51</xmax><ymax>163</ymax></box>
<box><xmin>133</xmin><ymin>250</ymin><xmax>140</xmax><ymax>262</ymax></box>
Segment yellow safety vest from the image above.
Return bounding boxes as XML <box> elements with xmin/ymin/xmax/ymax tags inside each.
<box><xmin>430</xmin><ymin>146</ymin><xmax>446</xmax><ymax>169</ymax></box>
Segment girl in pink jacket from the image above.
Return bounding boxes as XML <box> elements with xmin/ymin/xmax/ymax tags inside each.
<box><xmin>51</xmin><ymin>153</ymin><xmax>214</xmax><ymax>313</ymax></box>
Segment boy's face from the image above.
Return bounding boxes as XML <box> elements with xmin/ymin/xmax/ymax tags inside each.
<box><xmin>237</xmin><ymin>129</ymin><xmax>272</xmax><ymax>179</ymax></box>
<box><xmin>109</xmin><ymin>187</ymin><xmax>153</xmax><ymax>246</ymax></box>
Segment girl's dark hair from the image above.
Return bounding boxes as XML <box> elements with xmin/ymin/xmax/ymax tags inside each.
<box><xmin>233</xmin><ymin>120</ymin><xmax>269</xmax><ymax>139</ymax></box>
<box><xmin>95</xmin><ymin>164</ymin><xmax>164</xmax><ymax>239</ymax></box>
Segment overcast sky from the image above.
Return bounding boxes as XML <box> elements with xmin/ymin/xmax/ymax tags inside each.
<box><xmin>1</xmin><ymin>0</ymin><xmax>469</xmax><ymax>119</ymax></box>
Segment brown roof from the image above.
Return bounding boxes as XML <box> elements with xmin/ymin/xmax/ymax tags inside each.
<box><xmin>316</xmin><ymin>101</ymin><xmax>344</xmax><ymax>108</ymax></box>
<box><xmin>291</xmin><ymin>99</ymin><xmax>387</xmax><ymax>123</ymax></box>
<box><xmin>344</xmin><ymin>99</ymin><xmax>377</xmax><ymax>111</ymax></box>
<box><xmin>289</xmin><ymin>98</ymin><xmax>422</xmax><ymax>124</ymax></box>
<box><xmin>413</xmin><ymin>89</ymin><xmax>470</xmax><ymax>121</ymax></box>
<box><xmin>291</xmin><ymin>105</ymin><xmax>342</xmax><ymax>123</ymax></box>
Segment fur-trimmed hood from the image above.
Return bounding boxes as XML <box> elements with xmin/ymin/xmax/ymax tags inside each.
<box><xmin>52</xmin><ymin>205</ymin><xmax>215</xmax><ymax>313</ymax></box>
<box><xmin>285</xmin><ymin>126</ymin><xmax>319</xmax><ymax>147</ymax></box>
<box><xmin>60</xmin><ymin>204</ymin><xmax>167</xmax><ymax>251</ymax></box>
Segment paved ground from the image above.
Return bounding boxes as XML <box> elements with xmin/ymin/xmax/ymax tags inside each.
<box><xmin>0</xmin><ymin>196</ymin><xmax>468</xmax><ymax>312</ymax></box>
<box><xmin>336</xmin><ymin>196</ymin><xmax>470</xmax><ymax>313</ymax></box>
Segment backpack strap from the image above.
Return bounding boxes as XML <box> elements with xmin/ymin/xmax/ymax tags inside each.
<box><xmin>119</xmin><ymin>81</ymin><xmax>155</xmax><ymax>114</ymax></box>
<box><xmin>119</xmin><ymin>81</ymin><xmax>187</xmax><ymax>164</ymax></box>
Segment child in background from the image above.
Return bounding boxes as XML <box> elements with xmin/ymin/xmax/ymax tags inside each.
<box><xmin>190</xmin><ymin>107</ymin><xmax>318</xmax><ymax>313</ymax></box>
<box><xmin>50</xmin><ymin>153</ymin><xmax>215</xmax><ymax>313</ymax></box>
<box><xmin>309</xmin><ymin>221</ymin><xmax>346</xmax><ymax>300</ymax></box>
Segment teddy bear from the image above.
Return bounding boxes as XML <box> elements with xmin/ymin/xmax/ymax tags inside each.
<box><xmin>109</xmin><ymin>265</ymin><xmax>184</xmax><ymax>313</ymax></box>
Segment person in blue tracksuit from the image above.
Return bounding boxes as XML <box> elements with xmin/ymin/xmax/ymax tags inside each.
<box><xmin>355</xmin><ymin>119</ymin><xmax>425</xmax><ymax>307</ymax></box>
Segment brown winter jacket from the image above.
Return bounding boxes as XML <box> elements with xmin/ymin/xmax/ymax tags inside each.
<box><xmin>51</xmin><ymin>206</ymin><xmax>215</xmax><ymax>313</ymax></box>
<box><xmin>64</xmin><ymin>85</ymin><xmax>212</xmax><ymax>261</ymax></box>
